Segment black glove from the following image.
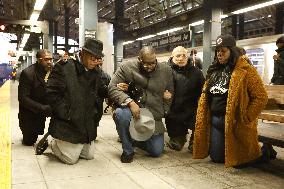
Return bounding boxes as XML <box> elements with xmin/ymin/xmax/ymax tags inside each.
<box><xmin>41</xmin><ymin>105</ymin><xmax>52</xmax><ymax>117</ymax></box>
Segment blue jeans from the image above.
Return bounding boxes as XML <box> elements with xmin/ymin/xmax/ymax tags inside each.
<box><xmin>209</xmin><ymin>115</ymin><xmax>225</xmax><ymax>163</ymax></box>
<box><xmin>114</xmin><ymin>107</ymin><xmax>164</xmax><ymax>157</ymax></box>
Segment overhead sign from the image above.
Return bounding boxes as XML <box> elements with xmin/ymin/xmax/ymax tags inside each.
<box><xmin>85</xmin><ymin>29</ymin><xmax>96</xmax><ymax>39</ymax></box>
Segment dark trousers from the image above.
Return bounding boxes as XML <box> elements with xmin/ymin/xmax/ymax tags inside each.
<box><xmin>165</xmin><ymin>116</ymin><xmax>195</xmax><ymax>138</ymax></box>
<box><xmin>209</xmin><ymin>115</ymin><xmax>225</xmax><ymax>163</ymax></box>
<box><xmin>22</xmin><ymin>131</ymin><xmax>38</xmax><ymax>146</ymax></box>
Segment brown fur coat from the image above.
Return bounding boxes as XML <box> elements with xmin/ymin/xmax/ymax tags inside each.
<box><xmin>193</xmin><ymin>56</ymin><xmax>268</xmax><ymax>167</ymax></box>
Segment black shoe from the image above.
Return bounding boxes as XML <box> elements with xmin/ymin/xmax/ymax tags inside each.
<box><xmin>22</xmin><ymin>140</ymin><xmax>35</xmax><ymax>146</ymax></box>
<box><xmin>35</xmin><ymin>140</ymin><xmax>49</xmax><ymax>155</ymax></box>
<box><xmin>261</xmin><ymin>144</ymin><xmax>271</xmax><ymax>163</ymax></box>
<box><xmin>268</xmin><ymin>145</ymin><xmax>277</xmax><ymax>160</ymax></box>
<box><xmin>120</xmin><ymin>152</ymin><xmax>134</xmax><ymax>163</ymax></box>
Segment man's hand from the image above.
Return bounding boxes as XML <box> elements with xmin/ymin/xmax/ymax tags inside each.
<box><xmin>117</xmin><ymin>83</ymin><xmax>129</xmax><ymax>92</ymax></box>
<box><xmin>128</xmin><ymin>101</ymin><xmax>140</xmax><ymax>119</ymax></box>
<box><xmin>163</xmin><ymin>90</ymin><xmax>172</xmax><ymax>100</ymax></box>
<box><xmin>273</xmin><ymin>54</ymin><xmax>279</xmax><ymax>61</ymax></box>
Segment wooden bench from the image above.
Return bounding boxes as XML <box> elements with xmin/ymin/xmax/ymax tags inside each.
<box><xmin>258</xmin><ymin>85</ymin><xmax>284</xmax><ymax>123</ymax></box>
<box><xmin>258</xmin><ymin>85</ymin><xmax>284</xmax><ymax>148</ymax></box>
<box><xmin>258</xmin><ymin>121</ymin><xmax>284</xmax><ymax>148</ymax></box>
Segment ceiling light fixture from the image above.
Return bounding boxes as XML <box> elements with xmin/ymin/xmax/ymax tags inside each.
<box><xmin>157</xmin><ymin>27</ymin><xmax>183</xmax><ymax>35</ymax></box>
<box><xmin>232</xmin><ymin>0</ymin><xmax>284</xmax><ymax>14</ymax></box>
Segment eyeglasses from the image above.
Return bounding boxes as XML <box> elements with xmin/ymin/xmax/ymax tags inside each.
<box><xmin>90</xmin><ymin>55</ymin><xmax>103</xmax><ymax>61</ymax></box>
<box><xmin>39</xmin><ymin>57</ymin><xmax>53</xmax><ymax>61</ymax></box>
<box><xmin>139</xmin><ymin>60</ymin><xmax>157</xmax><ymax>68</ymax></box>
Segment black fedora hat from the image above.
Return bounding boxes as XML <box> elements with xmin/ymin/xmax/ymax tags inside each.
<box><xmin>82</xmin><ymin>38</ymin><xmax>104</xmax><ymax>57</ymax></box>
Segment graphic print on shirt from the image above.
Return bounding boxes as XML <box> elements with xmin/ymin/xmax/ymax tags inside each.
<box><xmin>209</xmin><ymin>69</ymin><xmax>230</xmax><ymax>95</ymax></box>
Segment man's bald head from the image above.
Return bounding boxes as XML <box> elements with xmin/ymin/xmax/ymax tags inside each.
<box><xmin>171</xmin><ymin>46</ymin><xmax>187</xmax><ymax>56</ymax></box>
<box><xmin>36</xmin><ymin>49</ymin><xmax>53</xmax><ymax>71</ymax></box>
<box><xmin>138</xmin><ymin>46</ymin><xmax>157</xmax><ymax>73</ymax></box>
<box><xmin>171</xmin><ymin>46</ymin><xmax>188</xmax><ymax>67</ymax></box>
<box><xmin>138</xmin><ymin>46</ymin><xmax>156</xmax><ymax>59</ymax></box>
<box><xmin>36</xmin><ymin>49</ymin><xmax>52</xmax><ymax>59</ymax></box>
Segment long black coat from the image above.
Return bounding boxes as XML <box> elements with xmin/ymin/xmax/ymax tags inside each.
<box><xmin>18</xmin><ymin>63</ymin><xmax>49</xmax><ymax>135</ymax></box>
<box><xmin>271</xmin><ymin>47</ymin><xmax>284</xmax><ymax>84</ymax></box>
<box><xmin>46</xmin><ymin>58</ymin><xmax>102</xmax><ymax>144</ymax></box>
<box><xmin>166</xmin><ymin>58</ymin><xmax>205</xmax><ymax>137</ymax></box>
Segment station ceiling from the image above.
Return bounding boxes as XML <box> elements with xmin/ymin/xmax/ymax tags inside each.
<box><xmin>0</xmin><ymin>0</ymin><xmax>280</xmax><ymax>49</ymax></box>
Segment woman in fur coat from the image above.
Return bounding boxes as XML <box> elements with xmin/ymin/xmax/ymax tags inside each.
<box><xmin>193</xmin><ymin>34</ymin><xmax>276</xmax><ymax>167</ymax></box>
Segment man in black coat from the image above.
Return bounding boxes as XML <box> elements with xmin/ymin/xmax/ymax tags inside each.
<box><xmin>188</xmin><ymin>49</ymin><xmax>203</xmax><ymax>70</ymax></box>
<box><xmin>271</xmin><ymin>36</ymin><xmax>284</xmax><ymax>85</ymax></box>
<box><xmin>166</xmin><ymin>46</ymin><xmax>205</xmax><ymax>152</ymax></box>
<box><xmin>18</xmin><ymin>49</ymin><xmax>53</xmax><ymax>146</ymax></box>
<box><xmin>46</xmin><ymin>38</ymin><xmax>105</xmax><ymax>164</ymax></box>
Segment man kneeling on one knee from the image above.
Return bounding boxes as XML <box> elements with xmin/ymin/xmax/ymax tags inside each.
<box><xmin>46</xmin><ymin>38</ymin><xmax>105</xmax><ymax>164</ymax></box>
<box><xmin>108</xmin><ymin>46</ymin><xmax>174</xmax><ymax>163</ymax></box>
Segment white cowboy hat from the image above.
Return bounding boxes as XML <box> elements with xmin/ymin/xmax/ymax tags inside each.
<box><xmin>129</xmin><ymin>108</ymin><xmax>155</xmax><ymax>141</ymax></box>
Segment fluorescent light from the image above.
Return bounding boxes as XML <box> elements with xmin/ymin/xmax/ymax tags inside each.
<box><xmin>189</xmin><ymin>20</ymin><xmax>204</xmax><ymax>27</ymax></box>
<box><xmin>123</xmin><ymin>41</ymin><xmax>134</xmax><ymax>45</ymax></box>
<box><xmin>136</xmin><ymin>34</ymin><xmax>156</xmax><ymax>41</ymax></box>
<box><xmin>221</xmin><ymin>14</ymin><xmax>228</xmax><ymax>19</ymax></box>
<box><xmin>34</xmin><ymin>0</ymin><xmax>47</xmax><ymax>11</ymax></box>
<box><xmin>157</xmin><ymin>27</ymin><xmax>183</xmax><ymax>35</ymax></box>
<box><xmin>30</xmin><ymin>11</ymin><xmax>40</xmax><ymax>21</ymax></box>
<box><xmin>232</xmin><ymin>0</ymin><xmax>284</xmax><ymax>14</ymax></box>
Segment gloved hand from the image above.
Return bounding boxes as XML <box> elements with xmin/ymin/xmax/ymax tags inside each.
<box><xmin>41</xmin><ymin>105</ymin><xmax>52</xmax><ymax>117</ymax></box>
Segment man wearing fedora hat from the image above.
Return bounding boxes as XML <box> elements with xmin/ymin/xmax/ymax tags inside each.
<box><xmin>108</xmin><ymin>46</ymin><xmax>174</xmax><ymax>163</ymax></box>
<box><xmin>45</xmin><ymin>38</ymin><xmax>107</xmax><ymax>164</ymax></box>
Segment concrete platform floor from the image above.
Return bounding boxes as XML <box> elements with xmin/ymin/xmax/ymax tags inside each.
<box><xmin>10</xmin><ymin>81</ymin><xmax>284</xmax><ymax>189</ymax></box>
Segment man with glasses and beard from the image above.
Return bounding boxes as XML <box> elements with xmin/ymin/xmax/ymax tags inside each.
<box><xmin>45</xmin><ymin>38</ymin><xmax>106</xmax><ymax>165</ymax></box>
<box><xmin>108</xmin><ymin>46</ymin><xmax>174</xmax><ymax>163</ymax></box>
<box><xmin>18</xmin><ymin>49</ymin><xmax>53</xmax><ymax>146</ymax></box>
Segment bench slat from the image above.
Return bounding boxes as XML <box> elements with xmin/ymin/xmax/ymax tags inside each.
<box><xmin>258</xmin><ymin>121</ymin><xmax>284</xmax><ymax>147</ymax></box>
<box><xmin>259</xmin><ymin>110</ymin><xmax>284</xmax><ymax>123</ymax></box>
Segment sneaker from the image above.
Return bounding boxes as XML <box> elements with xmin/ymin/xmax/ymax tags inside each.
<box><xmin>188</xmin><ymin>133</ymin><xmax>194</xmax><ymax>153</ymax></box>
<box><xmin>120</xmin><ymin>152</ymin><xmax>134</xmax><ymax>163</ymax></box>
<box><xmin>35</xmin><ymin>140</ymin><xmax>48</xmax><ymax>155</ymax></box>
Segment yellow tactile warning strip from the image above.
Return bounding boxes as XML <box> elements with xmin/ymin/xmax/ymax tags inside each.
<box><xmin>0</xmin><ymin>81</ymin><xmax>11</xmax><ymax>189</ymax></box>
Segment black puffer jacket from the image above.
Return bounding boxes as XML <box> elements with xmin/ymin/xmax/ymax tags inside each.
<box><xmin>271</xmin><ymin>47</ymin><xmax>284</xmax><ymax>84</ymax></box>
<box><xmin>46</xmin><ymin>58</ymin><xmax>102</xmax><ymax>144</ymax></box>
<box><xmin>166</xmin><ymin>58</ymin><xmax>205</xmax><ymax>130</ymax></box>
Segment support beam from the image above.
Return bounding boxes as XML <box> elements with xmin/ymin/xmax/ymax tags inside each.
<box><xmin>54</xmin><ymin>21</ymin><xmax>58</xmax><ymax>54</ymax></box>
<box><xmin>231</xmin><ymin>15</ymin><xmax>237</xmax><ymax>38</ymax></box>
<box><xmin>114</xmin><ymin>0</ymin><xmax>124</xmax><ymax>72</ymax></box>
<box><xmin>64</xmin><ymin>3</ymin><xmax>70</xmax><ymax>51</ymax></box>
<box><xmin>202</xmin><ymin>0</ymin><xmax>222</xmax><ymax>74</ymax></box>
<box><xmin>238</xmin><ymin>14</ymin><xmax>244</xmax><ymax>40</ymax></box>
<box><xmin>275</xmin><ymin>2</ymin><xmax>284</xmax><ymax>34</ymax></box>
<box><xmin>79</xmin><ymin>0</ymin><xmax>98</xmax><ymax>47</ymax></box>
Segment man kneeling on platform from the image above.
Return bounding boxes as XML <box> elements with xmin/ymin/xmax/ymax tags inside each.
<box><xmin>45</xmin><ymin>38</ymin><xmax>105</xmax><ymax>164</ymax></box>
<box><xmin>108</xmin><ymin>46</ymin><xmax>174</xmax><ymax>163</ymax></box>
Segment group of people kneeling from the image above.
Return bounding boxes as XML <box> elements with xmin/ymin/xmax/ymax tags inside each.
<box><xmin>18</xmin><ymin>34</ymin><xmax>277</xmax><ymax>168</ymax></box>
